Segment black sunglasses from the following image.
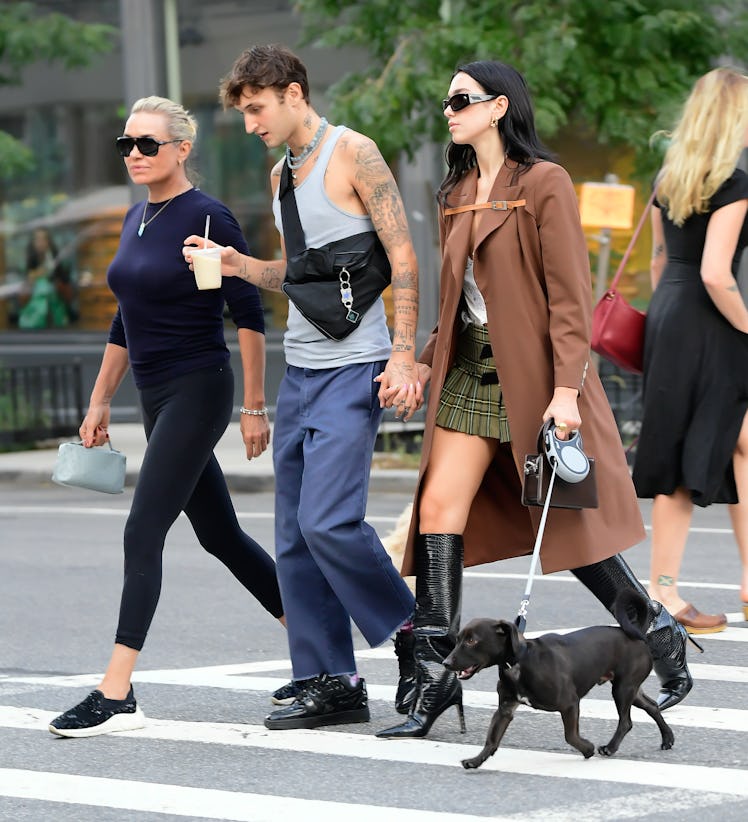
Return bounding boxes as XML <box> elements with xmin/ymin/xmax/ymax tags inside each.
<box><xmin>115</xmin><ymin>136</ymin><xmax>182</xmax><ymax>158</ymax></box>
<box><xmin>442</xmin><ymin>92</ymin><xmax>498</xmax><ymax>112</ymax></box>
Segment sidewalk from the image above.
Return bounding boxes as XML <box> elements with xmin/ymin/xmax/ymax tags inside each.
<box><xmin>0</xmin><ymin>422</ymin><xmax>419</xmax><ymax>494</ymax></box>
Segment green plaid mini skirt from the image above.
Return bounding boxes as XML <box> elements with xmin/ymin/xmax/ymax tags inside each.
<box><xmin>435</xmin><ymin>323</ymin><xmax>511</xmax><ymax>442</ymax></box>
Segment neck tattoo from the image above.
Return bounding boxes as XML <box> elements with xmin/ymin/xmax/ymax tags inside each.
<box><xmin>137</xmin><ymin>192</ymin><xmax>183</xmax><ymax>237</ymax></box>
<box><xmin>286</xmin><ymin>117</ymin><xmax>328</xmax><ymax>179</ymax></box>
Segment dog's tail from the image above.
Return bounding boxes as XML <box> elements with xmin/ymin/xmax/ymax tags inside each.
<box><xmin>612</xmin><ymin>589</ymin><xmax>650</xmax><ymax>641</ymax></box>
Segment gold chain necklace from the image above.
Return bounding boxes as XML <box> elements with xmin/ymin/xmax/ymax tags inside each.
<box><xmin>137</xmin><ymin>196</ymin><xmax>176</xmax><ymax>237</ymax></box>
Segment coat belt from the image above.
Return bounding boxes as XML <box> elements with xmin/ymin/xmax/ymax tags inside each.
<box><xmin>444</xmin><ymin>199</ymin><xmax>526</xmax><ymax>215</ymax></box>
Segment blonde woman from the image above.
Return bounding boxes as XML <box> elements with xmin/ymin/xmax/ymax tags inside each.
<box><xmin>634</xmin><ymin>68</ymin><xmax>748</xmax><ymax>632</ymax></box>
<box><xmin>48</xmin><ymin>96</ymin><xmax>284</xmax><ymax>737</ymax></box>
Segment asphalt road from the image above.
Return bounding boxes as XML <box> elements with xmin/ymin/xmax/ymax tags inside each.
<box><xmin>1</xmin><ymin>482</ymin><xmax>747</xmax><ymax>821</ymax></box>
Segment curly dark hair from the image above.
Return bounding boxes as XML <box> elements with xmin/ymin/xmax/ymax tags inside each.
<box><xmin>220</xmin><ymin>44</ymin><xmax>310</xmax><ymax>108</ymax></box>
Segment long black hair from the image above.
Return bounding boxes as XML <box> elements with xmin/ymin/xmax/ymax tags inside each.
<box><xmin>438</xmin><ymin>61</ymin><xmax>554</xmax><ymax>205</ymax></box>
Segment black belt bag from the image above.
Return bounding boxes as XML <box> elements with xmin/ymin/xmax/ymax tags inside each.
<box><xmin>279</xmin><ymin>160</ymin><xmax>391</xmax><ymax>341</ymax></box>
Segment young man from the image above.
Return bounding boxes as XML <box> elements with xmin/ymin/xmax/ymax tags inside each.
<box><xmin>184</xmin><ymin>44</ymin><xmax>419</xmax><ymax>730</ymax></box>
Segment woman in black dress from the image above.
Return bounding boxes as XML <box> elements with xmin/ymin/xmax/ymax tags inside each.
<box><xmin>634</xmin><ymin>67</ymin><xmax>748</xmax><ymax>632</ymax></box>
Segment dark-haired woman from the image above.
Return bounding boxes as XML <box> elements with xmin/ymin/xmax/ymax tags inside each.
<box><xmin>377</xmin><ymin>60</ymin><xmax>692</xmax><ymax>739</ymax></box>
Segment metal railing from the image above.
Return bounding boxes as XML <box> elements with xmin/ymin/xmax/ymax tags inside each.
<box><xmin>0</xmin><ymin>361</ymin><xmax>84</xmax><ymax>448</ymax></box>
<box><xmin>597</xmin><ymin>359</ymin><xmax>643</xmax><ymax>463</ymax></box>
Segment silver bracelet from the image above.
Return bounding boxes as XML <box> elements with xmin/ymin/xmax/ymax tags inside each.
<box><xmin>240</xmin><ymin>406</ymin><xmax>268</xmax><ymax>416</ymax></box>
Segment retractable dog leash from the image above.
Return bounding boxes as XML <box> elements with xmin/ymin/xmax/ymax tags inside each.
<box><xmin>515</xmin><ymin>421</ymin><xmax>590</xmax><ymax>632</ymax></box>
<box><xmin>515</xmin><ymin>460</ymin><xmax>557</xmax><ymax>633</ymax></box>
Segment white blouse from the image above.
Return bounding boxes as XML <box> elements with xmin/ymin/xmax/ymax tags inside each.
<box><xmin>461</xmin><ymin>256</ymin><xmax>488</xmax><ymax>326</ymax></box>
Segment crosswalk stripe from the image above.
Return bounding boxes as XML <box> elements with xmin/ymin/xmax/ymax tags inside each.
<box><xmin>500</xmin><ymin>788</ymin><xmax>741</xmax><ymax>821</ymax></box>
<box><xmin>0</xmin><ymin>767</ymin><xmax>493</xmax><ymax>822</ymax></box>
<box><xmin>3</xmin><ymin>668</ymin><xmax>747</xmax><ymax>731</ymax></box>
<box><xmin>2</xmin><ymin>707</ymin><xmax>746</xmax><ymax>797</ymax></box>
<box><xmin>1</xmin><ymin>504</ymin><xmax>741</xmax><ymax>537</ymax></box>
<box><xmin>463</xmin><ymin>570</ymin><xmax>744</xmax><ymax>594</ymax></box>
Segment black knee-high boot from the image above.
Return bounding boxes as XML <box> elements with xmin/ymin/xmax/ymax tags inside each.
<box><xmin>377</xmin><ymin>533</ymin><xmax>466</xmax><ymax>738</ymax></box>
<box><xmin>393</xmin><ymin>629</ymin><xmax>416</xmax><ymax>714</ymax></box>
<box><xmin>571</xmin><ymin>554</ymin><xmax>693</xmax><ymax>710</ymax></box>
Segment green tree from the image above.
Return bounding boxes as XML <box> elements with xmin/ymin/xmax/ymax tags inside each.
<box><xmin>0</xmin><ymin>2</ymin><xmax>116</xmax><ymax>180</ymax></box>
<box><xmin>296</xmin><ymin>0</ymin><xmax>748</xmax><ymax>171</ymax></box>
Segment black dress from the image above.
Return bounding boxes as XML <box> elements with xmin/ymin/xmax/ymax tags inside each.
<box><xmin>633</xmin><ymin>169</ymin><xmax>748</xmax><ymax>506</ymax></box>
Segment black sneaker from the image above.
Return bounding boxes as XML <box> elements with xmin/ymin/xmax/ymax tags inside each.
<box><xmin>48</xmin><ymin>686</ymin><xmax>146</xmax><ymax>738</ymax></box>
<box><xmin>264</xmin><ymin>673</ymin><xmax>370</xmax><ymax>730</ymax></box>
<box><xmin>271</xmin><ymin>679</ymin><xmax>307</xmax><ymax>705</ymax></box>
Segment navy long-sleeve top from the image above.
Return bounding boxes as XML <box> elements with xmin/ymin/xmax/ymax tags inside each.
<box><xmin>107</xmin><ymin>187</ymin><xmax>264</xmax><ymax>388</ymax></box>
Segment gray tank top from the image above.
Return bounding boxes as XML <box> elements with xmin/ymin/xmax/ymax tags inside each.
<box><xmin>273</xmin><ymin>125</ymin><xmax>391</xmax><ymax>368</ymax></box>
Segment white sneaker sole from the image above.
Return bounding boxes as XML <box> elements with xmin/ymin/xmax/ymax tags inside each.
<box><xmin>271</xmin><ymin>696</ymin><xmax>297</xmax><ymax>706</ymax></box>
<box><xmin>49</xmin><ymin>706</ymin><xmax>146</xmax><ymax>738</ymax></box>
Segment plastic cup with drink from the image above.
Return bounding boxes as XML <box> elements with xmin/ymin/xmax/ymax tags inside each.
<box><xmin>192</xmin><ymin>215</ymin><xmax>222</xmax><ymax>290</ymax></box>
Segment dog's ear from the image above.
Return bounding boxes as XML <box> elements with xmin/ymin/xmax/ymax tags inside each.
<box><xmin>497</xmin><ymin>620</ymin><xmax>525</xmax><ymax>659</ymax></box>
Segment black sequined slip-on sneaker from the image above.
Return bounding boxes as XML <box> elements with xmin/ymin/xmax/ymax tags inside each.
<box><xmin>264</xmin><ymin>673</ymin><xmax>369</xmax><ymax>730</ymax></box>
<box><xmin>49</xmin><ymin>686</ymin><xmax>145</xmax><ymax>738</ymax></box>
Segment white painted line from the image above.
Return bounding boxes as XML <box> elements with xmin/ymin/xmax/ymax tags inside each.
<box><xmin>500</xmin><ymin>788</ymin><xmax>741</xmax><ymax>821</ymax></box>
<box><xmin>2</xmin><ymin>505</ymin><xmax>742</xmax><ymax>537</ymax></box>
<box><xmin>463</xmin><ymin>570</ymin><xmax>742</xmax><ymax>592</ymax></box>
<box><xmin>2</xmin><ymin>709</ymin><xmax>747</xmax><ymax>797</ymax></box>
<box><xmin>2</xmin><ymin>660</ymin><xmax>747</xmax><ymax>729</ymax></box>
<box><xmin>690</xmin><ymin>626</ymin><xmax>748</xmax><ymax>642</ymax></box>
<box><xmin>0</xmin><ymin>767</ymin><xmax>492</xmax><ymax>822</ymax></box>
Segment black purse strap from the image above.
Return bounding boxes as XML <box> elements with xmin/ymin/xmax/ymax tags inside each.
<box><xmin>279</xmin><ymin>160</ymin><xmax>306</xmax><ymax>258</ymax></box>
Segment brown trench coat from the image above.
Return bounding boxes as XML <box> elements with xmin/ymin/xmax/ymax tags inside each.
<box><xmin>401</xmin><ymin>160</ymin><xmax>645</xmax><ymax>576</ymax></box>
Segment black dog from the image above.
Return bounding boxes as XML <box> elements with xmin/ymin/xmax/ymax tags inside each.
<box><xmin>443</xmin><ymin>589</ymin><xmax>674</xmax><ymax>769</ymax></box>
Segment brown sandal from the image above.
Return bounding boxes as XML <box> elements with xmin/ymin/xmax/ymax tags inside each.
<box><xmin>674</xmin><ymin>603</ymin><xmax>727</xmax><ymax>634</ymax></box>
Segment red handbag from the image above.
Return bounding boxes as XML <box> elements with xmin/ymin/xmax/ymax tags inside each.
<box><xmin>591</xmin><ymin>192</ymin><xmax>655</xmax><ymax>374</ymax></box>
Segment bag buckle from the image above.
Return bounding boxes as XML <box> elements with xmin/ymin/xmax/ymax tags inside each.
<box><xmin>524</xmin><ymin>456</ymin><xmax>541</xmax><ymax>475</ymax></box>
<box><xmin>339</xmin><ymin>266</ymin><xmax>360</xmax><ymax>324</ymax></box>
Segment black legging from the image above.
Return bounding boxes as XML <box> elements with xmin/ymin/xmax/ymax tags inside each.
<box><xmin>115</xmin><ymin>364</ymin><xmax>283</xmax><ymax>650</ymax></box>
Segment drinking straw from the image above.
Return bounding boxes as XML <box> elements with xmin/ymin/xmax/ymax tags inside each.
<box><xmin>203</xmin><ymin>215</ymin><xmax>210</xmax><ymax>248</ymax></box>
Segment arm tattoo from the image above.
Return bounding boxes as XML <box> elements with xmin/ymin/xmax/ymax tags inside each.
<box><xmin>239</xmin><ymin>260</ymin><xmax>285</xmax><ymax>292</ymax></box>
<box><xmin>259</xmin><ymin>264</ymin><xmax>284</xmax><ymax>292</ymax></box>
<box><xmin>653</xmin><ymin>243</ymin><xmax>665</xmax><ymax>257</ymax></box>
<box><xmin>350</xmin><ymin>137</ymin><xmax>418</xmax><ymax>352</ymax></box>
<box><xmin>354</xmin><ymin>140</ymin><xmax>411</xmax><ymax>254</ymax></box>
<box><xmin>392</xmin><ymin>290</ymin><xmax>418</xmax><ymax>351</ymax></box>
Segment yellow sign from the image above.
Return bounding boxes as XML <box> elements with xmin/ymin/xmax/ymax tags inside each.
<box><xmin>579</xmin><ymin>182</ymin><xmax>635</xmax><ymax>229</ymax></box>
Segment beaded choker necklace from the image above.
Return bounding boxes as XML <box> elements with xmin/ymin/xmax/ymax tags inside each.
<box><xmin>285</xmin><ymin>117</ymin><xmax>328</xmax><ymax>180</ymax></box>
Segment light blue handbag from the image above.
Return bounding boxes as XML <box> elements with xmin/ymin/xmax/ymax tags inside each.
<box><xmin>52</xmin><ymin>438</ymin><xmax>127</xmax><ymax>494</ymax></box>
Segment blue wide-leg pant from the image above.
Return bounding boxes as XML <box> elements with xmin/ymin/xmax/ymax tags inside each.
<box><xmin>273</xmin><ymin>361</ymin><xmax>415</xmax><ymax>679</ymax></box>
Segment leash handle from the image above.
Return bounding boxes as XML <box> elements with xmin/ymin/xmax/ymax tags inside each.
<box><xmin>516</xmin><ymin>461</ymin><xmax>557</xmax><ymax>633</ymax></box>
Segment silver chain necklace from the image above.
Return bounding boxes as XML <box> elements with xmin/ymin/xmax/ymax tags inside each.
<box><xmin>138</xmin><ymin>196</ymin><xmax>176</xmax><ymax>237</ymax></box>
<box><xmin>286</xmin><ymin>117</ymin><xmax>328</xmax><ymax>179</ymax></box>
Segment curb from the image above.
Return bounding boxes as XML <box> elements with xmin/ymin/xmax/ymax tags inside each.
<box><xmin>0</xmin><ymin>467</ymin><xmax>419</xmax><ymax>495</ymax></box>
